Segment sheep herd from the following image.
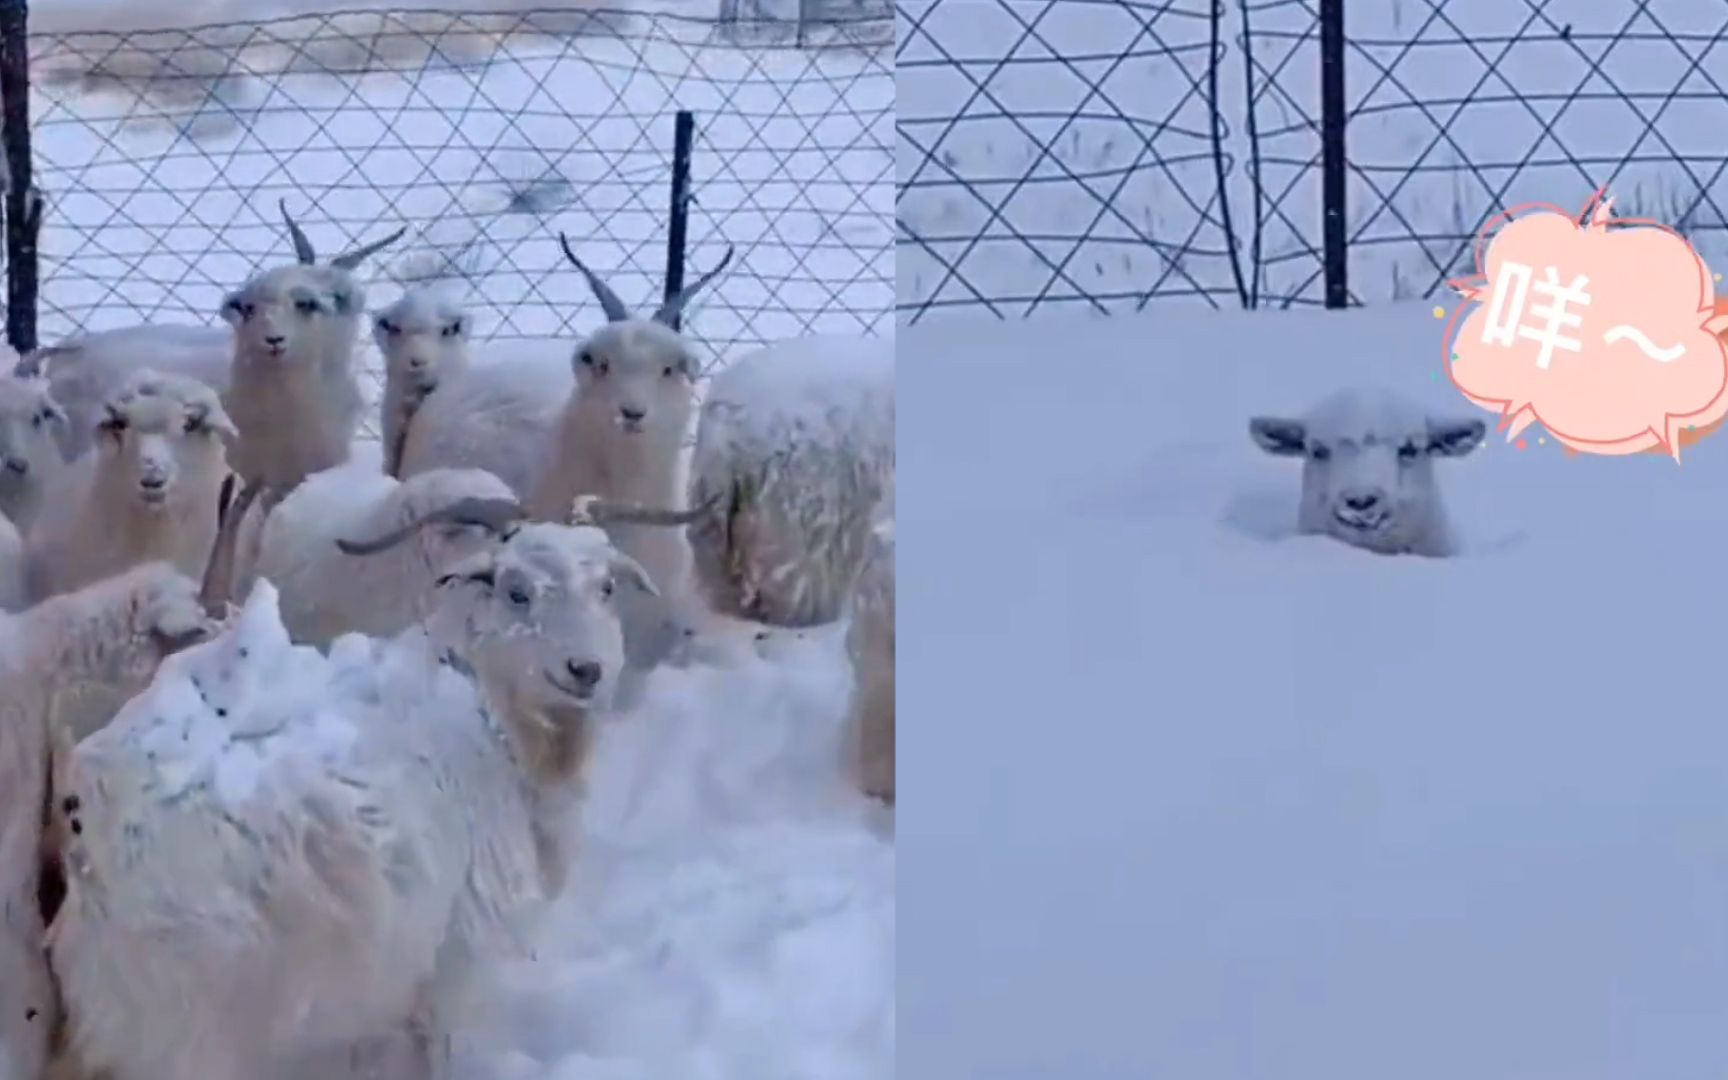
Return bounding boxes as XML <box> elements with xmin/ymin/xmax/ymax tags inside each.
<box><xmin>0</xmin><ymin>200</ymin><xmax>895</xmax><ymax>1080</ymax></box>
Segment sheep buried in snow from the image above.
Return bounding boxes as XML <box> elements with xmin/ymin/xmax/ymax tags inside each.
<box><xmin>47</xmin><ymin>514</ymin><xmax>670</xmax><ymax>1080</ymax></box>
<box><xmin>523</xmin><ymin>237</ymin><xmax>733</xmax><ymax>666</ymax></box>
<box><xmin>1248</xmin><ymin>386</ymin><xmax>1486</xmax><ymax>557</ymax></box>
<box><xmin>377</xmin><ymin>287</ymin><xmax>573</xmax><ymax>492</ymax></box>
<box><xmin>686</xmin><ymin>333</ymin><xmax>895</xmax><ymax>628</ymax></box>
<box><xmin>846</xmin><ymin>508</ymin><xmax>894</xmax><ymax>805</ymax></box>
<box><xmin>0</xmin><ymin>374</ymin><xmax>70</xmax><ymax>535</ymax></box>
<box><xmin>221</xmin><ymin>199</ymin><xmax>406</xmax><ymax>498</ymax></box>
<box><xmin>0</xmin><ymin>563</ymin><xmax>214</xmax><ymax>1080</ymax></box>
<box><xmin>25</xmin><ymin>370</ymin><xmax>237</xmax><ymax>604</ymax></box>
<box><xmin>16</xmin><ymin>323</ymin><xmax>232</xmax><ymax>466</ymax></box>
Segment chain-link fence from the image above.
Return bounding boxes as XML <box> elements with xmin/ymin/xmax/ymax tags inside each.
<box><xmin>897</xmin><ymin>0</ymin><xmax>1728</xmax><ymax>322</ymax></box>
<box><xmin>4</xmin><ymin>3</ymin><xmax>893</xmax><ymax>429</ymax></box>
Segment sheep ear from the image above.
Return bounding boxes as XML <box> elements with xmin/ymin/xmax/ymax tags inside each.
<box><xmin>610</xmin><ymin>552</ymin><xmax>660</xmax><ymax>598</ymax></box>
<box><xmin>1249</xmin><ymin>416</ymin><xmax>1307</xmax><ymax>456</ymax></box>
<box><xmin>219</xmin><ymin>292</ymin><xmax>246</xmax><ymax>327</ymax></box>
<box><xmin>1427</xmin><ymin>416</ymin><xmax>1486</xmax><ymax>458</ymax></box>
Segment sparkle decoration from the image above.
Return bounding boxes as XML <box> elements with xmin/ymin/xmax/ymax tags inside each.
<box><xmin>1432</xmin><ymin>305</ymin><xmax>1446</xmax><ymax>319</ymax></box>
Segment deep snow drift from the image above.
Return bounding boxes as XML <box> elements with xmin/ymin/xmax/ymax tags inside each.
<box><xmin>899</xmin><ymin>300</ymin><xmax>1728</xmax><ymax>1079</ymax></box>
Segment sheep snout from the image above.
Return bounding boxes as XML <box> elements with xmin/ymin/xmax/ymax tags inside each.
<box><xmin>2</xmin><ymin>455</ymin><xmax>26</xmax><ymax>476</ymax></box>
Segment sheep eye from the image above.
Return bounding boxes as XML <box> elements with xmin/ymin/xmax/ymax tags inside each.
<box><xmin>32</xmin><ymin>411</ymin><xmax>46</xmax><ymax>428</ymax></box>
<box><xmin>1397</xmin><ymin>441</ymin><xmax>1420</xmax><ymax>462</ymax></box>
<box><xmin>1308</xmin><ymin>443</ymin><xmax>1330</xmax><ymax>461</ymax></box>
<box><xmin>441</xmin><ymin>321</ymin><xmax>462</xmax><ymax>339</ymax></box>
<box><xmin>507</xmin><ymin>586</ymin><xmax>532</xmax><ymax>607</ymax></box>
<box><xmin>601</xmin><ymin>579</ymin><xmax>614</xmax><ymax>599</ymax></box>
<box><xmin>295</xmin><ymin>297</ymin><xmax>320</xmax><ymax>315</ymax></box>
<box><xmin>183</xmin><ymin>415</ymin><xmax>205</xmax><ymax>435</ymax></box>
<box><xmin>577</xmin><ymin>349</ymin><xmax>593</xmax><ymax>367</ymax></box>
<box><xmin>378</xmin><ymin>318</ymin><xmax>399</xmax><ymax>336</ymax></box>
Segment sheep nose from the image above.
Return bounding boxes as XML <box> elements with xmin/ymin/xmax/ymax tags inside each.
<box><xmin>566</xmin><ymin>659</ymin><xmax>603</xmax><ymax>690</ymax></box>
<box><xmin>619</xmin><ymin>406</ymin><xmax>647</xmax><ymax>423</ymax></box>
<box><xmin>140</xmin><ymin>474</ymin><xmax>167</xmax><ymax>491</ymax></box>
<box><xmin>1343</xmin><ymin>490</ymin><xmax>1382</xmax><ymax>512</ymax></box>
<box><xmin>264</xmin><ymin>334</ymin><xmax>286</xmax><ymax>347</ymax></box>
<box><xmin>2</xmin><ymin>456</ymin><xmax>26</xmax><ymax>476</ymax></box>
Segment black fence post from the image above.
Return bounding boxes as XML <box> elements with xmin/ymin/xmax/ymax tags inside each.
<box><xmin>663</xmin><ymin>109</ymin><xmax>695</xmax><ymax>332</ymax></box>
<box><xmin>0</xmin><ymin>0</ymin><xmax>39</xmax><ymax>353</ymax></box>
<box><xmin>1318</xmin><ymin>0</ymin><xmax>1348</xmax><ymax>309</ymax></box>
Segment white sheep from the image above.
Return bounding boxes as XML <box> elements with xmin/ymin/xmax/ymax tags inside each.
<box><xmin>686</xmin><ymin>332</ymin><xmax>896</xmax><ymax>628</ymax></box>
<box><xmin>15</xmin><ymin>323</ymin><xmax>231</xmax><ymax>465</ymax></box>
<box><xmin>221</xmin><ymin>199</ymin><xmax>406</xmax><ymax>498</ymax></box>
<box><xmin>514</xmin><ymin>238</ymin><xmax>733</xmax><ymax>673</ymax></box>
<box><xmin>0</xmin><ymin>511</ymin><xmax>21</xmax><ymax>614</ymax></box>
<box><xmin>0</xmin><ymin>374</ymin><xmax>70</xmax><ymax>535</ymax></box>
<box><xmin>1248</xmin><ymin>386</ymin><xmax>1486</xmax><ymax>557</ymax></box>
<box><xmin>48</xmin><ymin>517</ymin><xmax>664</xmax><ymax>1080</ymax></box>
<box><xmin>846</xmin><ymin>508</ymin><xmax>894</xmax><ymax>806</ymax></box>
<box><xmin>375</xmin><ymin>287</ymin><xmax>573</xmax><ymax>493</ymax></box>
<box><xmin>24</xmin><ymin>370</ymin><xmax>237</xmax><ymax>604</ymax></box>
<box><xmin>0</xmin><ymin>563</ymin><xmax>213</xmax><ymax>1080</ymax></box>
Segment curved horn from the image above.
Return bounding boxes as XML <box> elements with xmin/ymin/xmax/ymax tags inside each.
<box><xmin>651</xmin><ymin>243</ymin><xmax>735</xmax><ymax>328</ymax></box>
<box><xmin>330</xmin><ymin>223</ymin><xmax>409</xmax><ymax>271</ymax></box>
<box><xmin>569</xmin><ymin>493</ymin><xmax>720</xmax><ymax>528</ymax></box>
<box><xmin>334</xmin><ymin>496</ymin><xmax>525</xmax><ymax>557</ymax></box>
<box><xmin>558</xmin><ymin>234</ymin><xmax>631</xmax><ymax>322</ymax></box>
<box><xmin>279</xmin><ymin>198</ymin><xmax>317</xmax><ymax>265</ymax></box>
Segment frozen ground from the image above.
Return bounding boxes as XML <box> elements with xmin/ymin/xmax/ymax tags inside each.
<box><xmin>24</xmin><ymin>0</ymin><xmax>893</xmax><ymax>433</ymax></box>
<box><xmin>896</xmin><ymin>0</ymin><xmax>1728</xmax><ymax>314</ymax></box>
<box><xmin>899</xmin><ymin>300</ymin><xmax>1728</xmax><ymax>1078</ymax></box>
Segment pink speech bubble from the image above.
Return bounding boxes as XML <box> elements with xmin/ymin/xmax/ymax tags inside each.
<box><xmin>1444</xmin><ymin>191</ymin><xmax>1728</xmax><ymax>460</ymax></box>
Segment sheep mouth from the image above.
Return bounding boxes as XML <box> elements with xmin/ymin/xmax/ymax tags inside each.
<box><xmin>136</xmin><ymin>487</ymin><xmax>171</xmax><ymax>507</ymax></box>
<box><xmin>1332</xmin><ymin>508</ymin><xmax>1390</xmax><ymax>533</ymax></box>
<box><xmin>543</xmin><ymin>669</ymin><xmax>598</xmax><ymax>703</ymax></box>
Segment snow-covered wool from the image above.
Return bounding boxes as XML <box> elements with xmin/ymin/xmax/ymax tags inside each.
<box><xmin>686</xmin><ymin>333</ymin><xmax>895</xmax><ymax>628</ymax></box>
<box><xmin>239</xmin><ymin>461</ymin><xmax>518</xmax><ymax>648</ymax></box>
<box><xmin>46</xmin><ymin>523</ymin><xmax>661</xmax><ymax>1080</ymax></box>
<box><xmin>0</xmin><ymin>563</ymin><xmax>213</xmax><ymax>1080</ymax></box>
<box><xmin>845</xmin><ymin>508</ymin><xmax>894</xmax><ymax>805</ymax></box>
<box><xmin>1248</xmin><ymin>386</ymin><xmax>1485</xmax><ymax>557</ymax></box>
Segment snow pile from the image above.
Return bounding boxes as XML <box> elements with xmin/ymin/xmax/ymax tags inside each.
<box><xmin>898</xmin><ymin>298</ymin><xmax>1728</xmax><ymax>1079</ymax></box>
<box><xmin>465</xmin><ymin>622</ymin><xmax>895</xmax><ymax>1080</ymax></box>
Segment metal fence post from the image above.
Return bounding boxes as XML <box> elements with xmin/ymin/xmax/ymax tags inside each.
<box><xmin>0</xmin><ymin>0</ymin><xmax>39</xmax><ymax>352</ymax></box>
<box><xmin>1318</xmin><ymin>0</ymin><xmax>1348</xmax><ymax>308</ymax></box>
<box><xmin>663</xmin><ymin>109</ymin><xmax>695</xmax><ymax>332</ymax></box>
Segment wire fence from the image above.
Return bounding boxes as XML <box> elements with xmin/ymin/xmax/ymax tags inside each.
<box><xmin>897</xmin><ymin>0</ymin><xmax>1728</xmax><ymax>323</ymax></box>
<box><xmin>2</xmin><ymin>3</ymin><xmax>893</xmax><ymax>430</ymax></box>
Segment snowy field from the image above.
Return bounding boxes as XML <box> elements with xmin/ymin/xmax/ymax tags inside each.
<box><xmin>896</xmin><ymin>0</ymin><xmax>1728</xmax><ymax>315</ymax></box>
<box><xmin>6</xmin><ymin>2</ymin><xmax>895</xmax><ymax>1078</ymax></box>
<box><xmin>25</xmin><ymin>0</ymin><xmax>893</xmax><ymax>432</ymax></box>
<box><xmin>899</xmin><ymin>300</ymin><xmax>1728</xmax><ymax>1077</ymax></box>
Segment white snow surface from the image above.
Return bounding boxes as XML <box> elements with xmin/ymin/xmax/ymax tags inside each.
<box><xmin>899</xmin><ymin>299</ymin><xmax>1728</xmax><ymax>1079</ymax></box>
<box><xmin>74</xmin><ymin>575</ymin><xmax>892</xmax><ymax>1079</ymax></box>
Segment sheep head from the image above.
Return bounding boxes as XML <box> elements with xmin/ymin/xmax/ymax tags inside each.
<box><xmin>94</xmin><ymin>371</ymin><xmax>237</xmax><ymax>513</ymax></box>
<box><xmin>373</xmin><ymin>287</ymin><xmax>470</xmax><ymax>397</ymax></box>
<box><xmin>220</xmin><ymin>199</ymin><xmax>408</xmax><ymax>366</ymax></box>
<box><xmin>1249</xmin><ymin>387</ymin><xmax>1485</xmax><ymax>557</ymax></box>
<box><xmin>0</xmin><ymin>374</ymin><xmax>68</xmax><ymax>526</ymax></box>
<box><xmin>557</xmin><ymin>235</ymin><xmax>734</xmax><ymax>445</ymax></box>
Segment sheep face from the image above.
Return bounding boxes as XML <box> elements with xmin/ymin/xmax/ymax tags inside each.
<box><xmin>426</xmin><ymin>523</ymin><xmax>653</xmax><ymax>717</ymax></box>
<box><xmin>95</xmin><ymin>373</ymin><xmax>237</xmax><ymax>512</ymax></box>
<box><xmin>1250</xmin><ymin>388</ymin><xmax>1484</xmax><ymax>556</ymax></box>
<box><xmin>571</xmin><ymin>321</ymin><xmax>697</xmax><ymax>443</ymax></box>
<box><xmin>374</xmin><ymin>290</ymin><xmax>468</xmax><ymax>395</ymax></box>
<box><xmin>220</xmin><ymin>264</ymin><xmax>362</xmax><ymax>366</ymax></box>
<box><xmin>0</xmin><ymin>376</ymin><xmax>66</xmax><ymax>524</ymax></box>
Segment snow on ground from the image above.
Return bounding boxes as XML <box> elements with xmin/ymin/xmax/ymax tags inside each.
<box><xmin>899</xmin><ymin>300</ymin><xmax>1728</xmax><ymax>1078</ymax></box>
